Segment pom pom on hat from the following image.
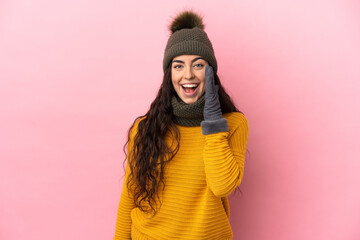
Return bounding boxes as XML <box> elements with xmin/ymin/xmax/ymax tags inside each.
<box><xmin>170</xmin><ymin>11</ymin><xmax>204</xmax><ymax>33</ymax></box>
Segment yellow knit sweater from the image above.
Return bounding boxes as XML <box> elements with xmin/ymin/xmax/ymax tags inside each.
<box><xmin>114</xmin><ymin>112</ymin><xmax>249</xmax><ymax>240</ymax></box>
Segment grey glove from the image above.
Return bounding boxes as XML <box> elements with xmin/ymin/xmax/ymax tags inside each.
<box><xmin>201</xmin><ymin>65</ymin><xmax>229</xmax><ymax>135</ymax></box>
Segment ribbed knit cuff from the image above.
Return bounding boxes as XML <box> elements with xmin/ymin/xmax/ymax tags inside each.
<box><xmin>201</xmin><ymin>118</ymin><xmax>229</xmax><ymax>135</ymax></box>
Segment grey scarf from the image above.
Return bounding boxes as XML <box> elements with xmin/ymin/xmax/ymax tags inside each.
<box><xmin>171</xmin><ymin>94</ymin><xmax>205</xmax><ymax>126</ymax></box>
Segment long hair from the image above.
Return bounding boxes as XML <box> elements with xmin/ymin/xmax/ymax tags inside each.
<box><xmin>122</xmin><ymin>64</ymin><xmax>243</xmax><ymax>215</ymax></box>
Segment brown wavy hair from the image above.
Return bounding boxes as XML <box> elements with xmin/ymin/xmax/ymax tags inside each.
<box><xmin>122</xmin><ymin>64</ymin><xmax>243</xmax><ymax>215</ymax></box>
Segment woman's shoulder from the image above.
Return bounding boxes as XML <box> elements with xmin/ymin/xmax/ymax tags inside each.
<box><xmin>223</xmin><ymin>112</ymin><xmax>249</xmax><ymax>132</ymax></box>
<box><xmin>133</xmin><ymin>116</ymin><xmax>147</xmax><ymax>126</ymax></box>
<box><xmin>223</xmin><ymin>111</ymin><xmax>247</xmax><ymax>122</ymax></box>
<box><xmin>128</xmin><ymin>116</ymin><xmax>147</xmax><ymax>137</ymax></box>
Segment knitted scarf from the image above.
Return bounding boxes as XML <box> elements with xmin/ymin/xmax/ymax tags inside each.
<box><xmin>171</xmin><ymin>94</ymin><xmax>205</xmax><ymax>126</ymax></box>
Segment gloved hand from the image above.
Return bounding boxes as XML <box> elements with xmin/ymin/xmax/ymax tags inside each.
<box><xmin>201</xmin><ymin>65</ymin><xmax>229</xmax><ymax>135</ymax></box>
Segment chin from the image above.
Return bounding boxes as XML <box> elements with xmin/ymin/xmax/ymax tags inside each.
<box><xmin>182</xmin><ymin>97</ymin><xmax>198</xmax><ymax>104</ymax></box>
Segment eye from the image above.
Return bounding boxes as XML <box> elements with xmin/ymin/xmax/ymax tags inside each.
<box><xmin>193</xmin><ymin>63</ymin><xmax>204</xmax><ymax>69</ymax></box>
<box><xmin>173</xmin><ymin>64</ymin><xmax>183</xmax><ymax>69</ymax></box>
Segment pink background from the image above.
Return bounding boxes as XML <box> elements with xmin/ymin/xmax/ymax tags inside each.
<box><xmin>1</xmin><ymin>0</ymin><xmax>359</xmax><ymax>239</ymax></box>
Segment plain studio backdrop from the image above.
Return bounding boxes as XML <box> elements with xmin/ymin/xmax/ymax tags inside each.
<box><xmin>0</xmin><ymin>0</ymin><xmax>359</xmax><ymax>239</ymax></box>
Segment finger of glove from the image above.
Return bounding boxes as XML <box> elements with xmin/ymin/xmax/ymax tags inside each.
<box><xmin>205</xmin><ymin>65</ymin><xmax>215</xmax><ymax>94</ymax></box>
<box><xmin>204</xmin><ymin>85</ymin><xmax>222</xmax><ymax>120</ymax></box>
<box><xmin>206</xmin><ymin>84</ymin><xmax>220</xmax><ymax>102</ymax></box>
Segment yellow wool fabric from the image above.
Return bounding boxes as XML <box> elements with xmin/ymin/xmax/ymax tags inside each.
<box><xmin>114</xmin><ymin>112</ymin><xmax>249</xmax><ymax>240</ymax></box>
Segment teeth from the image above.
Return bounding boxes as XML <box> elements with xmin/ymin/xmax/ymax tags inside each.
<box><xmin>182</xmin><ymin>84</ymin><xmax>198</xmax><ymax>88</ymax></box>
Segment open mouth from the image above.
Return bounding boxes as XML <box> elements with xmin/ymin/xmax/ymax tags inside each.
<box><xmin>181</xmin><ymin>83</ymin><xmax>199</xmax><ymax>94</ymax></box>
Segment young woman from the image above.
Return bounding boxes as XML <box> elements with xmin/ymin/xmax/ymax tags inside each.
<box><xmin>114</xmin><ymin>10</ymin><xmax>249</xmax><ymax>240</ymax></box>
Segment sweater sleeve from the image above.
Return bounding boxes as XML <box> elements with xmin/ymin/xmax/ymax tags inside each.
<box><xmin>203</xmin><ymin>113</ymin><xmax>249</xmax><ymax>197</ymax></box>
<box><xmin>113</xmin><ymin>161</ymin><xmax>135</xmax><ymax>239</ymax></box>
<box><xmin>114</xmin><ymin>121</ymin><xmax>140</xmax><ymax>239</ymax></box>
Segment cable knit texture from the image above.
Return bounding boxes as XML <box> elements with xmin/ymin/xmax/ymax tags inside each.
<box><xmin>114</xmin><ymin>112</ymin><xmax>249</xmax><ymax>240</ymax></box>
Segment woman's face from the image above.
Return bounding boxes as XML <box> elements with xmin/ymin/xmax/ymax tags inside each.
<box><xmin>171</xmin><ymin>55</ymin><xmax>208</xmax><ymax>104</ymax></box>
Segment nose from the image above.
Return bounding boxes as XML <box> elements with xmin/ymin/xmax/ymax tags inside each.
<box><xmin>184</xmin><ymin>66</ymin><xmax>194</xmax><ymax>79</ymax></box>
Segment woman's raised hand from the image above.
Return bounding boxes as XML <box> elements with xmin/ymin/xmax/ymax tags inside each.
<box><xmin>201</xmin><ymin>65</ymin><xmax>229</xmax><ymax>135</ymax></box>
<box><xmin>204</xmin><ymin>65</ymin><xmax>222</xmax><ymax>121</ymax></box>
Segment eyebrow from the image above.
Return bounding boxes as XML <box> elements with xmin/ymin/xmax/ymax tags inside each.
<box><xmin>171</xmin><ymin>57</ymin><xmax>205</xmax><ymax>64</ymax></box>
